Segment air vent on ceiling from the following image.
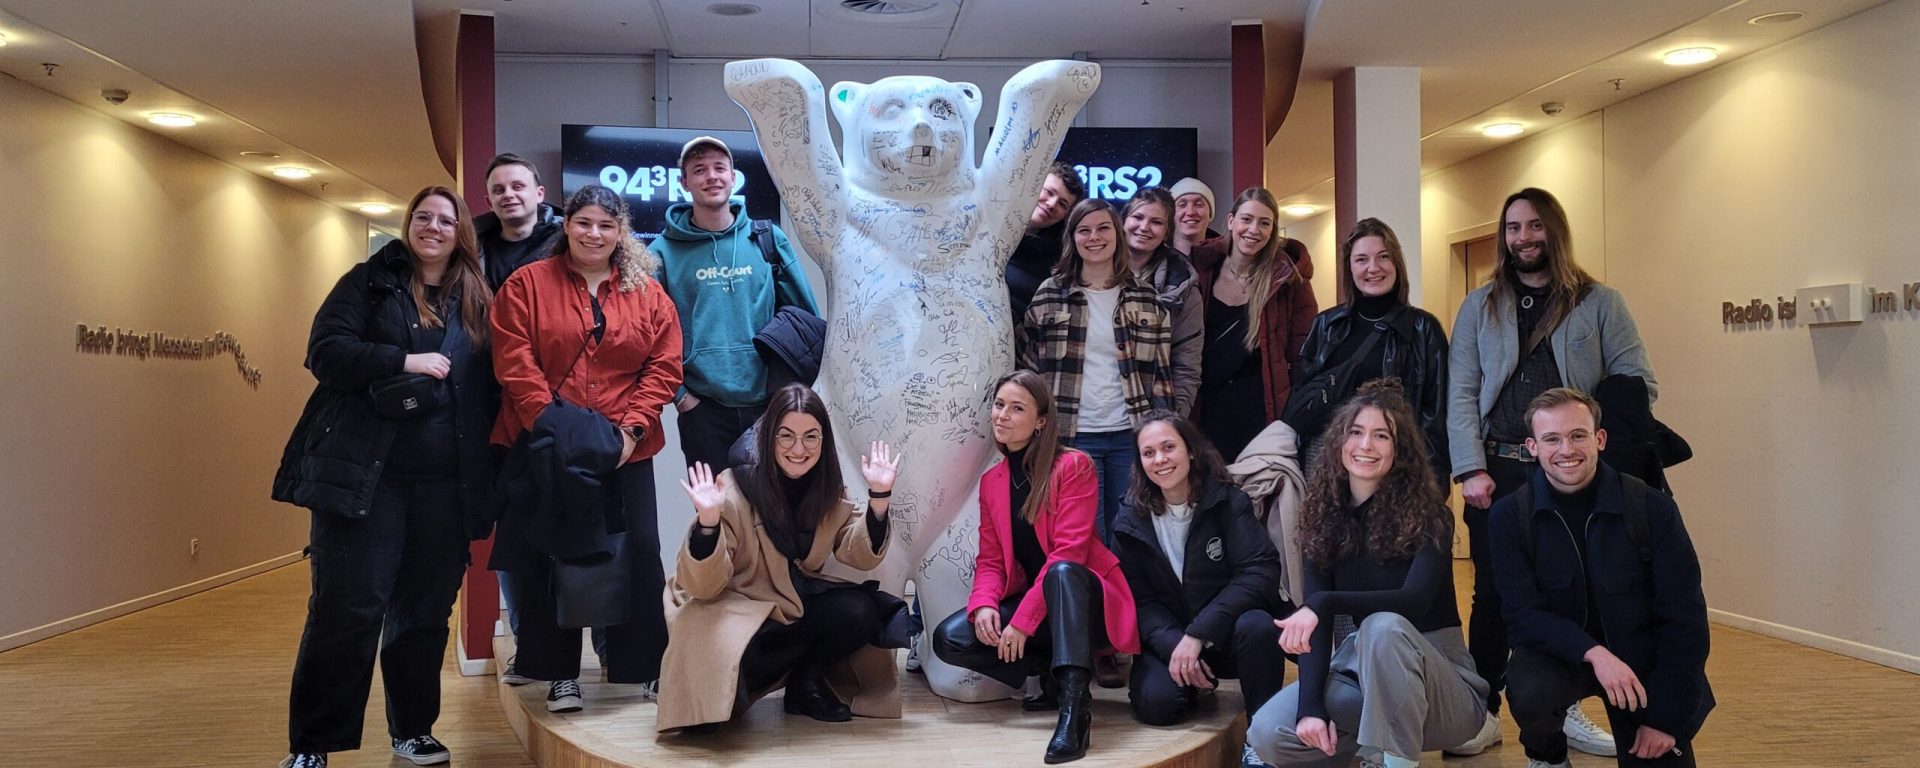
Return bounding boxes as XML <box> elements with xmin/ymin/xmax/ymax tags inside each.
<box><xmin>820</xmin><ymin>0</ymin><xmax>955</xmax><ymax>26</ymax></box>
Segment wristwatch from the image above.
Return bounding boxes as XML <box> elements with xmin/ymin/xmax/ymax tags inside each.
<box><xmin>623</xmin><ymin>424</ymin><xmax>646</xmax><ymax>443</ymax></box>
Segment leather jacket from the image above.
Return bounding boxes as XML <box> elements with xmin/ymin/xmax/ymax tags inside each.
<box><xmin>1295</xmin><ymin>302</ymin><xmax>1451</xmax><ymax>482</ymax></box>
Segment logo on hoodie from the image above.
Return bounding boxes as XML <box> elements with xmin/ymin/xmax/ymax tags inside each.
<box><xmin>695</xmin><ymin>264</ymin><xmax>756</xmax><ymax>282</ymax></box>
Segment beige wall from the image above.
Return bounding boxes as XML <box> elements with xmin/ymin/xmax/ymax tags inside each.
<box><xmin>0</xmin><ymin>74</ymin><xmax>363</xmax><ymax>645</ymax></box>
<box><xmin>1420</xmin><ymin>0</ymin><xmax>1920</xmax><ymax>667</ymax></box>
<box><xmin>1283</xmin><ymin>210</ymin><xmax>1340</xmax><ymax>311</ymax></box>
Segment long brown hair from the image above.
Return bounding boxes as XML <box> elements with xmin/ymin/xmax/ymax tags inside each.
<box><xmin>736</xmin><ymin>384</ymin><xmax>846</xmax><ymax>554</ymax></box>
<box><xmin>994</xmin><ymin>370</ymin><xmax>1078</xmax><ymax>524</ymax></box>
<box><xmin>1227</xmin><ymin>187</ymin><xmax>1300</xmax><ymax>349</ymax></box>
<box><xmin>1485</xmin><ymin>187</ymin><xmax>1594</xmax><ymax>333</ymax></box>
<box><xmin>1296</xmin><ymin>379</ymin><xmax>1450</xmax><ymax>565</ymax></box>
<box><xmin>1053</xmin><ymin>198</ymin><xmax>1134</xmax><ymax>289</ymax></box>
<box><xmin>1125</xmin><ymin>410</ymin><xmax>1230</xmax><ymax>518</ymax></box>
<box><xmin>403</xmin><ymin>186</ymin><xmax>491</xmax><ymax>347</ymax></box>
<box><xmin>1337</xmin><ymin>217</ymin><xmax>1410</xmax><ymax>306</ymax></box>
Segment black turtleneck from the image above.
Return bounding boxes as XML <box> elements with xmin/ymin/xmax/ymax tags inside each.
<box><xmin>1004</xmin><ymin>446</ymin><xmax>1047</xmax><ymax>583</ymax></box>
<box><xmin>1549</xmin><ymin>479</ymin><xmax>1604</xmax><ymax>640</ymax></box>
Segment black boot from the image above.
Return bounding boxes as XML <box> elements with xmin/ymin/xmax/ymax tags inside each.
<box><xmin>1044</xmin><ymin>667</ymin><xmax>1092</xmax><ymax>764</ymax></box>
<box><xmin>1023</xmin><ymin>671</ymin><xmax>1060</xmax><ymax>711</ymax></box>
<box><xmin>783</xmin><ymin>668</ymin><xmax>853</xmax><ymax>723</ymax></box>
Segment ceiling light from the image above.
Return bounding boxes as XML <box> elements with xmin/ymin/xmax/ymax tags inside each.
<box><xmin>0</xmin><ymin>31</ymin><xmax>11</xmax><ymax>47</ymax></box>
<box><xmin>272</xmin><ymin>166</ymin><xmax>313</xmax><ymax>180</ymax></box>
<box><xmin>1663</xmin><ymin>47</ymin><xmax>1719</xmax><ymax>66</ymax></box>
<box><xmin>1282</xmin><ymin>204</ymin><xmax>1317</xmax><ymax>217</ymax></box>
<box><xmin>708</xmin><ymin>3</ymin><xmax>761</xmax><ymax>15</ymax></box>
<box><xmin>358</xmin><ymin>203</ymin><xmax>393</xmax><ymax>215</ymax></box>
<box><xmin>1748</xmin><ymin>11</ymin><xmax>1805</xmax><ymax>25</ymax></box>
<box><xmin>146</xmin><ymin>112</ymin><xmax>197</xmax><ymax>128</ymax></box>
<box><xmin>239</xmin><ymin>150</ymin><xmax>281</xmax><ymax>160</ymax></box>
<box><xmin>1481</xmin><ymin>123</ymin><xmax>1525</xmax><ymax>138</ymax></box>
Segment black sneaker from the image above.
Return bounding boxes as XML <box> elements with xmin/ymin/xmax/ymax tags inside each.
<box><xmin>548</xmin><ymin>678</ymin><xmax>584</xmax><ymax>712</ymax></box>
<box><xmin>391</xmin><ymin>735</ymin><xmax>451</xmax><ymax>766</ymax></box>
<box><xmin>500</xmin><ymin>654</ymin><xmax>533</xmax><ymax>686</ymax></box>
<box><xmin>278</xmin><ymin>754</ymin><xmax>326</xmax><ymax>768</ymax></box>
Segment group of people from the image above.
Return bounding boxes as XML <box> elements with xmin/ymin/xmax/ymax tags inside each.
<box><xmin>271</xmin><ymin>129</ymin><xmax>1712</xmax><ymax>768</ymax></box>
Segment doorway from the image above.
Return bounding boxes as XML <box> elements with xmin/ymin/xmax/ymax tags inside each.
<box><xmin>1443</xmin><ymin>226</ymin><xmax>1499</xmax><ymax>558</ymax></box>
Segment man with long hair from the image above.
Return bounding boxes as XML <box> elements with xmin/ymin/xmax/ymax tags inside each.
<box><xmin>1444</xmin><ymin>187</ymin><xmax>1656</xmax><ymax>757</ymax></box>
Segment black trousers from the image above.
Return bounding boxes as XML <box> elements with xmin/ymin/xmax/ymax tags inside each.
<box><xmin>677</xmin><ymin>396</ymin><xmax>760</xmax><ymax>470</ymax></box>
<box><xmin>1128</xmin><ymin>609</ymin><xmax>1285</xmax><ymax>726</ymax></box>
<box><xmin>931</xmin><ymin>561</ymin><xmax>1109</xmax><ymax>689</ymax></box>
<box><xmin>510</xmin><ymin>460</ymin><xmax>667</xmax><ymax>684</ymax></box>
<box><xmin>1463</xmin><ymin>453</ymin><xmax>1532</xmax><ymax>713</ymax></box>
<box><xmin>288</xmin><ymin>475</ymin><xmax>468</xmax><ymax>753</ymax></box>
<box><xmin>1508</xmin><ymin>647</ymin><xmax>1696</xmax><ymax>767</ymax></box>
<box><xmin>736</xmin><ymin>589</ymin><xmax>884</xmax><ymax>708</ymax></box>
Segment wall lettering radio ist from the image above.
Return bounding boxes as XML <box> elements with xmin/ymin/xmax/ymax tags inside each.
<box><xmin>74</xmin><ymin>324</ymin><xmax>262</xmax><ymax>388</ymax></box>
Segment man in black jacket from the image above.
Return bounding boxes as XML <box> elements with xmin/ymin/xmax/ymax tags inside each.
<box><xmin>477</xmin><ymin>153</ymin><xmax>564</xmax><ymax>290</ymax></box>
<box><xmin>1491</xmin><ymin>388</ymin><xmax>1712</xmax><ymax>767</ymax></box>
<box><xmin>1004</xmin><ymin>161</ymin><xmax>1084</xmax><ymax>326</ymax></box>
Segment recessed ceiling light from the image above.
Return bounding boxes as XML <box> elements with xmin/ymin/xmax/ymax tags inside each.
<box><xmin>272</xmin><ymin>166</ymin><xmax>313</xmax><ymax>180</ymax></box>
<box><xmin>708</xmin><ymin>3</ymin><xmax>760</xmax><ymax>16</ymax></box>
<box><xmin>147</xmin><ymin>112</ymin><xmax>197</xmax><ymax>128</ymax></box>
<box><xmin>358</xmin><ymin>203</ymin><xmax>393</xmax><ymax>215</ymax></box>
<box><xmin>240</xmin><ymin>150</ymin><xmax>282</xmax><ymax>160</ymax></box>
<box><xmin>1663</xmin><ymin>47</ymin><xmax>1719</xmax><ymax>66</ymax></box>
<box><xmin>1481</xmin><ymin>122</ymin><xmax>1525</xmax><ymax>138</ymax></box>
<box><xmin>1748</xmin><ymin>11</ymin><xmax>1805</xmax><ymax>25</ymax></box>
<box><xmin>1282</xmin><ymin>204</ymin><xmax>1317</xmax><ymax>217</ymax></box>
<box><xmin>0</xmin><ymin>31</ymin><xmax>11</xmax><ymax>47</ymax></box>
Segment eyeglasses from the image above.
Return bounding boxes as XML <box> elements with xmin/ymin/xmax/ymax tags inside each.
<box><xmin>410</xmin><ymin>211</ymin><xmax>458</xmax><ymax>231</ymax></box>
<box><xmin>775</xmin><ymin>431</ymin><xmax>822</xmax><ymax>450</ymax></box>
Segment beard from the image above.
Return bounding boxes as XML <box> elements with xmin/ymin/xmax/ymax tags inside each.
<box><xmin>1511</xmin><ymin>248</ymin><xmax>1551</xmax><ymax>274</ymax></box>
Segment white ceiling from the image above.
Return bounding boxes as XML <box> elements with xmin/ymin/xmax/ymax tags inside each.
<box><xmin>0</xmin><ymin>0</ymin><xmax>1889</xmax><ymax>228</ymax></box>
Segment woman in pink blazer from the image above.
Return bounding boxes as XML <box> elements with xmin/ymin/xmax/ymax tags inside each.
<box><xmin>932</xmin><ymin>370</ymin><xmax>1140</xmax><ymax>765</ymax></box>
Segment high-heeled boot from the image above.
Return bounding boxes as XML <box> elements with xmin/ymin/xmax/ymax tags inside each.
<box><xmin>783</xmin><ymin>666</ymin><xmax>852</xmax><ymax>722</ymax></box>
<box><xmin>1044</xmin><ymin>666</ymin><xmax>1092</xmax><ymax>764</ymax></box>
<box><xmin>1023</xmin><ymin>670</ymin><xmax>1060</xmax><ymax>711</ymax></box>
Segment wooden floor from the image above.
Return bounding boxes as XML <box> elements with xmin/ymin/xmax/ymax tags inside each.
<box><xmin>2</xmin><ymin>562</ymin><xmax>1916</xmax><ymax>766</ymax></box>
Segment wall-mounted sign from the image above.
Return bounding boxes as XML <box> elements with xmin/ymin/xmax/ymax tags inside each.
<box><xmin>75</xmin><ymin>325</ymin><xmax>262</xmax><ymax>388</ymax></box>
<box><xmin>1722</xmin><ymin>280</ymin><xmax>1919</xmax><ymax>329</ymax></box>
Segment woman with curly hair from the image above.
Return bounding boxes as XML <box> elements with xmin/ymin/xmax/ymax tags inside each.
<box><xmin>1247</xmin><ymin>380</ymin><xmax>1490</xmax><ymax>768</ymax></box>
<box><xmin>488</xmin><ymin>184</ymin><xmax>684</xmax><ymax>713</ymax></box>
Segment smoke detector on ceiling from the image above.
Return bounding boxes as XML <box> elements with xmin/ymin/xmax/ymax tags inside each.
<box><xmin>821</xmin><ymin>0</ymin><xmax>955</xmax><ymax>25</ymax></box>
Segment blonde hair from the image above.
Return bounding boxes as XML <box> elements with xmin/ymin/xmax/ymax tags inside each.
<box><xmin>1229</xmin><ymin>187</ymin><xmax>1299</xmax><ymax>349</ymax></box>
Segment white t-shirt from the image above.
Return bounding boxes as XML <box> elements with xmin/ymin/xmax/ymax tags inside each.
<box><xmin>1077</xmin><ymin>285</ymin><xmax>1131</xmax><ymax>433</ymax></box>
<box><xmin>1152</xmin><ymin>501</ymin><xmax>1196</xmax><ymax>582</ymax></box>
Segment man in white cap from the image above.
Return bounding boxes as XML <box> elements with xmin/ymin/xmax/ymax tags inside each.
<box><xmin>651</xmin><ymin>136</ymin><xmax>820</xmax><ymax>469</ymax></box>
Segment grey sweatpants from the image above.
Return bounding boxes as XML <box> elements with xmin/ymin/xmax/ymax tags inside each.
<box><xmin>1249</xmin><ymin>613</ymin><xmax>1490</xmax><ymax>766</ymax></box>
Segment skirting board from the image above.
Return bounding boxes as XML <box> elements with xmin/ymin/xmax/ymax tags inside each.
<box><xmin>1710</xmin><ymin>608</ymin><xmax>1920</xmax><ymax>675</ymax></box>
<box><xmin>0</xmin><ymin>551</ymin><xmax>304</xmax><ymax>653</ymax></box>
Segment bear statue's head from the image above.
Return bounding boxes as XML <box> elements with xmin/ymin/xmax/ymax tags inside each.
<box><xmin>830</xmin><ymin>75</ymin><xmax>982</xmax><ymax>195</ymax></box>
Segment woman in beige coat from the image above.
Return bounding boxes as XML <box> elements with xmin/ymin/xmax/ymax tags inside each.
<box><xmin>657</xmin><ymin>384</ymin><xmax>903</xmax><ymax>733</ymax></box>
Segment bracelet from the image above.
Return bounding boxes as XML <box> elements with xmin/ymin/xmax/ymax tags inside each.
<box><xmin>868</xmin><ymin>489</ymin><xmax>892</xmax><ymax>499</ymax></box>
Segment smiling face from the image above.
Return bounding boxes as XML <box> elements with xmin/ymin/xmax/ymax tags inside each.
<box><xmin>1174</xmin><ymin>193</ymin><xmax>1212</xmax><ymax>242</ymax></box>
<box><xmin>1125</xmin><ymin>200</ymin><xmax>1170</xmax><ymax>255</ymax></box>
<box><xmin>407</xmin><ymin>193</ymin><xmax>459</xmax><ymax>266</ymax></box>
<box><xmin>680</xmin><ymin>147</ymin><xmax>736</xmax><ymax>210</ymax></box>
<box><xmin>1136</xmin><ymin>420</ymin><xmax>1191</xmax><ymax>498</ymax></box>
<box><xmin>1349</xmin><ymin>234</ymin><xmax>1398</xmax><ymax>298</ymax></box>
<box><xmin>1228</xmin><ymin>198</ymin><xmax>1276</xmax><ymax>258</ymax></box>
<box><xmin>990</xmin><ymin>381</ymin><xmax>1045</xmax><ymax>451</ymax></box>
<box><xmin>772</xmin><ymin>411</ymin><xmax>825</xmax><ymax>479</ymax></box>
<box><xmin>1073</xmin><ymin>208</ymin><xmax>1119</xmax><ymax>273</ymax></box>
<box><xmin>565</xmin><ymin>204</ymin><xmax>620</xmax><ymax>270</ymax></box>
<box><xmin>1031</xmin><ymin>173</ymin><xmax>1078</xmax><ymax>229</ymax></box>
<box><xmin>1504</xmin><ymin>198</ymin><xmax>1550</xmax><ymax>274</ymax></box>
<box><xmin>1341</xmin><ymin>406</ymin><xmax>1396</xmax><ymax>489</ymax></box>
<box><xmin>1526</xmin><ymin>402</ymin><xmax>1609</xmax><ymax>493</ymax></box>
<box><xmin>486</xmin><ymin>163</ymin><xmax>544</xmax><ymax>225</ymax></box>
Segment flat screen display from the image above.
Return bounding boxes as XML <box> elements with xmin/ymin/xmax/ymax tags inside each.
<box><xmin>1054</xmin><ymin>127</ymin><xmax>1199</xmax><ymax>203</ymax></box>
<box><xmin>560</xmin><ymin>124</ymin><xmax>783</xmax><ymax>241</ymax></box>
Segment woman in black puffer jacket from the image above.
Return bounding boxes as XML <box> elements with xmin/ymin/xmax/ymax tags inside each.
<box><xmin>270</xmin><ymin>186</ymin><xmax>497</xmax><ymax>768</ymax></box>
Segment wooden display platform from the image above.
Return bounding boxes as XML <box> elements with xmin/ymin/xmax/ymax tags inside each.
<box><xmin>494</xmin><ymin>635</ymin><xmax>1249</xmax><ymax>768</ymax></box>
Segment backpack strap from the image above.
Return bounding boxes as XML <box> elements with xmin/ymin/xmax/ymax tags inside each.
<box><xmin>750</xmin><ymin>219</ymin><xmax>781</xmax><ymax>277</ymax></box>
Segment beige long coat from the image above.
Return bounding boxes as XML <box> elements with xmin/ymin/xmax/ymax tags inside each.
<box><xmin>656</xmin><ymin>470</ymin><xmax>899</xmax><ymax>732</ymax></box>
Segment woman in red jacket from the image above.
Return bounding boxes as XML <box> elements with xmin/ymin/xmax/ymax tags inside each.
<box><xmin>1192</xmin><ymin>187</ymin><xmax>1318</xmax><ymax>462</ymax></box>
<box><xmin>488</xmin><ymin>184</ymin><xmax>683</xmax><ymax>713</ymax></box>
<box><xmin>931</xmin><ymin>370</ymin><xmax>1140</xmax><ymax>765</ymax></box>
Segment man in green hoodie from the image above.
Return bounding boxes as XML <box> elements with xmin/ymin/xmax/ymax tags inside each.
<box><xmin>652</xmin><ymin>136</ymin><xmax>820</xmax><ymax>469</ymax></box>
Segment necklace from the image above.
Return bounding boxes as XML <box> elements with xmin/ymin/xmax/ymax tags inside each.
<box><xmin>1520</xmin><ymin>295</ymin><xmax>1535</xmax><ymax>310</ymax></box>
<box><xmin>1358</xmin><ymin>310</ymin><xmax>1387</xmax><ymax>322</ymax></box>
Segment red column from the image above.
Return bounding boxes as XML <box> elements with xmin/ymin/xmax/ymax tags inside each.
<box><xmin>1230</xmin><ymin>22</ymin><xmax>1266</xmax><ymax>194</ymax></box>
<box><xmin>456</xmin><ymin>12</ymin><xmax>499</xmax><ymax>666</ymax></box>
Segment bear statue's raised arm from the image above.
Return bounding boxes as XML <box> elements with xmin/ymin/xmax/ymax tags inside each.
<box><xmin>723</xmin><ymin>58</ymin><xmax>849</xmax><ymax>280</ymax></box>
<box><xmin>977</xmin><ymin>60</ymin><xmax>1103</xmax><ymax>272</ymax></box>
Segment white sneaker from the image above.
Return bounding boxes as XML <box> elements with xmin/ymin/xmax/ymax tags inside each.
<box><xmin>1443</xmin><ymin>711</ymin><xmax>1502</xmax><ymax>756</ymax></box>
<box><xmin>546</xmin><ymin>679</ymin><xmax>583</xmax><ymax>713</ymax></box>
<box><xmin>637</xmin><ymin>679</ymin><xmax>659</xmax><ymax>701</ymax></box>
<box><xmin>1564</xmin><ymin>703</ymin><xmax>1617</xmax><ymax>756</ymax></box>
<box><xmin>905</xmin><ymin>636</ymin><xmax>923</xmax><ymax>673</ymax></box>
<box><xmin>1526</xmin><ymin>761</ymin><xmax>1570</xmax><ymax>768</ymax></box>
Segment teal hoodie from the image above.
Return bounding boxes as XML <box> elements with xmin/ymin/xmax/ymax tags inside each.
<box><xmin>653</xmin><ymin>201</ymin><xmax>820</xmax><ymax>408</ymax></box>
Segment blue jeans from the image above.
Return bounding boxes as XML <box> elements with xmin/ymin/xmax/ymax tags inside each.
<box><xmin>1071</xmin><ymin>429</ymin><xmax>1135</xmax><ymax>547</ymax></box>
